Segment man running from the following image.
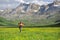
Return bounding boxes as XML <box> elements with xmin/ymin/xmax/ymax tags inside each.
<box><xmin>18</xmin><ymin>22</ymin><xmax>24</xmax><ymax>32</ymax></box>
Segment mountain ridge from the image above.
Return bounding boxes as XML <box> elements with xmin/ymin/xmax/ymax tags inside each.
<box><xmin>0</xmin><ymin>1</ymin><xmax>60</xmax><ymax>26</ymax></box>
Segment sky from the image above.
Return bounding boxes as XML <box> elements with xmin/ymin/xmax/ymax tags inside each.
<box><xmin>0</xmin><ymin>0</ymin><xmax>54</xmax><ymax>10</ymax></box>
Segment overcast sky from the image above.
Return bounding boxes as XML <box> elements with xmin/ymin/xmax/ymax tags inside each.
<box><xmin>0</xmin><ymin>0</ymin><xmax>54</xmax><ymax>10</ymax></box>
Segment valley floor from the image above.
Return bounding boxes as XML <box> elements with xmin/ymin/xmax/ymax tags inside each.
<box><xmin>0</xmin><ymin>27</ymin><xmax>60</xmax><ymax>40</ymax></box>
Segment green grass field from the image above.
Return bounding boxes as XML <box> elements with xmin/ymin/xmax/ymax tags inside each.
<box><xmin>0</xmin><ymin>27</ymin><xmax>60</xmax><ymax>40</ymax></box>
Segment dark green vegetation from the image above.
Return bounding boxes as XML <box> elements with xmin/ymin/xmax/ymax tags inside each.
<box><xmin>0</xmin><ymin>28</ymin><xmax>60</xmax><ymax>40</ymax></box>
<box><xmin>0</xmin><ymin>17</ymin><xmax>16</xmax><ymax>26</ymax></box>
<box><xmin>0</xmin><ymin>16</ymin><xmax>60</xmax><ymax>27</ymax></box>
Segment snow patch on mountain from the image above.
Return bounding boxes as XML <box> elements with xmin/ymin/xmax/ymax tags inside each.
<box><xmin>0</xmin><ymin>10</ymin><xmax>4</xmax><ymax>12</ymax></box>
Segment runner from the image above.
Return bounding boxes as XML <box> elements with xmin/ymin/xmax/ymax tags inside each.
<box><xmin>18</xmin><ymin>22</ymin><xmax>24</xmax><ymax>32</ymax></box>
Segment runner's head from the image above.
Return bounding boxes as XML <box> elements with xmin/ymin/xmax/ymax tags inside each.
<box><xmin>20</xmin><ymin>21</ymin><xmax>22</xmax><ymax>24</ymax></box>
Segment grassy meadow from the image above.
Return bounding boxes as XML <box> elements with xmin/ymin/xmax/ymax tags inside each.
<box><xmin>0</xmin><ymin>27</ymin><xmax>60</xmax><ymax>40</ymax></box>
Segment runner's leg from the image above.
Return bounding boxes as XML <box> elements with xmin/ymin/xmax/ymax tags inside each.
<box><xmin>20</xmin><ymin>26</ymin><xmax>22</xmax><ymax>32</ymax></box>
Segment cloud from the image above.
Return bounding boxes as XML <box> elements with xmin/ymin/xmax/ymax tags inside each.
<box><xmin>0</xmin><ymin>0</ymin><xmax>19</xmax><ymax>9</ymax></box>
<box><xmin>32</xmin><ymin>0</ymin><xmax>50</xmax><ymax>5</ymax></box>
<box><xmin>15</xmin><ymin>0</ymin><xmax>53</xmax><ymax>5</ymax></box>
<box><xmin>15</xmin><ymin>0</ymin><xmax>24</xmax><ymax>3</ymax></box>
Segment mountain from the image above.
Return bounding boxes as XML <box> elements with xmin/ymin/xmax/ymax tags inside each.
<box><xmin>0</xmin><ymin>1</ymin><xmax>60</xmax><ymax>26</ymax></box>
